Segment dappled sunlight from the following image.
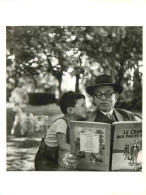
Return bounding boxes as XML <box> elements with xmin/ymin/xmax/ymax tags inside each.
<box><xmin>8</xmin><ymin>136</ymin><xmax>28</xmax><ymax>142</ymax></box>
<box><xmin>7</xmin><ymin>135</ymin><xmax>41</xmax><ymax>171</ymax></box>
<box><xmin>6</xmin><ymin>102</ymin><xmax>64</xmax><ymax>171</ymax></box>
<box><xmin>6</xmin><ymin>26</ymin><xmax>142</xmax><ymax>174</ymax></box>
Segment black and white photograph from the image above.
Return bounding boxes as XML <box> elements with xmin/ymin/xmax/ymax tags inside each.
<box><xmin>1</xmin><ymin>1</ymin><xmax>146</xmax><ymax>195</ymax></box>
<box><xmin>6</xmin><ymin>26</ymin><xmax>143</xmax><ymax>172</ymax></box>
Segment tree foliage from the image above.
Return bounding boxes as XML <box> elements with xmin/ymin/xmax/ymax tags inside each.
<box><xmin>6</xmin><ymin>26</ymin><xmax>142</xmax><ymax>109</ymax></box>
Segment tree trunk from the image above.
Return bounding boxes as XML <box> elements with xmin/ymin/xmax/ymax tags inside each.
<box><xmin>14</xmin><ymin>78</ymin><xmax>19</xmax><ymax>88</ymax></box>
<box><xmin>117</xmin><ymin>59</ymin><xmax>124</xmax><ymax>84</ymax></box>
<box><xmin>133</xmin><ymin>66</ymin><xmax>142</xmax><ymax>110</ymax></box>
<box><xmin>75</xmin><ymin>74</ymin><xmax>80</xmax><ymax>92</ymax></box>
<box><xmin>31</xmin><ymin>77</ymin><xmax>37</xmax><ymax>90</ymax></box>
<box><xmin>57</xmin><ymin>77</ymin><xmax>62</xmax><ymax>98</ymax></box>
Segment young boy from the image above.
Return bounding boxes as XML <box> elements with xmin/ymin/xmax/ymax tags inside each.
<box><xmin>34</xmin><ymin>91</ymin><xmax>87</xmax><ymax>171</ymax></box>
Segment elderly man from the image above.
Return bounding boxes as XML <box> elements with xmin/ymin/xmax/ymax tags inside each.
<box><xmin>86</xmin><ymin>74</ymin><xmax>137</xmax><ymax>123</ymax></box>
<box><xmin>60</xmin><ymin>74</ymin><xmax>141</xmax><ymax>170</ymax></box>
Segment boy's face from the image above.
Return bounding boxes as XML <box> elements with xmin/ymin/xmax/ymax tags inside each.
<box><xmin>72</xmin><ymin>98</ymin><xmax>87</xmax><ymax>120</ymax></box>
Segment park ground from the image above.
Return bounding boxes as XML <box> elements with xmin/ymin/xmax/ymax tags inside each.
<box><xmin>6</xmin><ymin>103</ymin><xmax>63</xmax><ymax>171</ymax></box>
<box><xmin>6</xmin><ymin>103</ymin><xmax>142</xmax><ymax>171</ymax></box>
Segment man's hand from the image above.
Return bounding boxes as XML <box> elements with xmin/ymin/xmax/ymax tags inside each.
<box><xmin>134</xmin><ymin>150</ymin><xmax>142</xmax><ymax>171</ymax></box>
<box><xmin>134</xmin><ymin>163</ymin><xmax>142</xmax><ymax>171</ymax></box>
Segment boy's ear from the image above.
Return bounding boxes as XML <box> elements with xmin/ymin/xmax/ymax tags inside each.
<box><xmin>67</xmin><ymin>107</ymin><xmax>74</xmax><ymax>113</ymax></box>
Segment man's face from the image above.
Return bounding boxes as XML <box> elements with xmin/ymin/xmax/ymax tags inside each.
<box><xmin>72</xmin><ymin>98</ymin><xmax>87</xmax><ymax>120</ymax></box>
<box><xmin>93</xmin><ymin>85</ymin><xmax>119</xmax><ymax>112</ymax></box>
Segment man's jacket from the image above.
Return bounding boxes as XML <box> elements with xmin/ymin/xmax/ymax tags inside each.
<box><xmin>87</xmin><ymin>108</ymin><xmax>138</xmax><ymax>124</ymax></box>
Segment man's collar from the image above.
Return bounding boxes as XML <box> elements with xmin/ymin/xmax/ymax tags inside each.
<box><xmin>98</xmin><ymin>109</ymin><xmax>113</xmax><ymax>116</ymax></box>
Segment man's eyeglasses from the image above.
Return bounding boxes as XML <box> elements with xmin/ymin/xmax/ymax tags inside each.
<box><xmin>94</xmin><ymin>91</ymin><xmax>115</xmax><ymax>100</ymax></box>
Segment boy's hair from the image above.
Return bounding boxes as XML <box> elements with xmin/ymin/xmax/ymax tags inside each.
<box><xmin>59</xmin><ymin>91</ymin><xmax>85</xmax><ymax>114</ymax></box>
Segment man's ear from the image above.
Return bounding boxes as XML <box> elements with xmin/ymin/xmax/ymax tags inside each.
<box><xmin>115</xmin><ymin>93</ymin><xmax>119</xmax><ymax>102</ymax></box>
<box><xmin>67</xmin><ymin>107</ymin><xmax>74</xmax><ymax>113</ymax></box>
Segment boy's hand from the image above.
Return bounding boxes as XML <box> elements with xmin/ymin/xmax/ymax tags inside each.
<box><xmin>62</xmin><ymin>153</ymin><xmax>79</xmax><ymax>169</ymax></box>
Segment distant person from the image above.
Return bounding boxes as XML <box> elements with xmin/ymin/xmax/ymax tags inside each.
<box><xmin>11</xmin><ymin>103</ymin><xmax>34</xmax><ymax>137</ymax></box>
<box><xmin>11</xmin><ymin>103</ymin><xmax>28</xmax><ymax>136</ymax></box>
<box><xmin>9</xmin><ymin>84</ymin><xmax>29</xmax><ymax>105</ymax></box>
<box><xmin>34</xmin><ymin>91</ymin><xmax>87</xmax><ymax>171</ymax></box>
<box><xmin>60</xmin><ymin>74</ymin><xmax>142</xmax><ymax>170</ymax></box>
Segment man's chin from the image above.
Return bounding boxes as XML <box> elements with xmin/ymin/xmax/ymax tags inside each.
<box><xmin>99</xmin><ymin>105</ymin><xmax>111</xmax><ymax>112</ymax></box>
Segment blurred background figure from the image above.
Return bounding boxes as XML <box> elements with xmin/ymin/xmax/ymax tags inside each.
<box><xmin>9</xmin><ymin>84</ymin><xmax>29</xmax><ymax>106</ymax></box>
<box><xmin>11</xmin><ymin>103</ymin><xmax>28</xmax><ymax>136</ymax></box>
<box><xmin>11</xmin><ymin>103</ymin><xmax>34</xmax><ymax>137</ymax></box>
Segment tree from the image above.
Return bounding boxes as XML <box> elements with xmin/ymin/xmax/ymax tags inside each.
<box><xmin>7</xmin><ymin>26</ymin><xmax>142</xmax><ymax>109</ymax></box>
<box><xmin>6</xmin><ymin>26</ymin><xmax>86</xmax><ymax>96</ymax></box>
<box><xmin>71</xmin><ymin>26</ymin><xmax>142</xmax><ymax>109</ymax></box>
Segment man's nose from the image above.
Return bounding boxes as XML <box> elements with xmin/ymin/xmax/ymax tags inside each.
<box><xmin>100</xmin><ymin>94</ymin><xmax>107</xmax><ymax>100</ymax></box>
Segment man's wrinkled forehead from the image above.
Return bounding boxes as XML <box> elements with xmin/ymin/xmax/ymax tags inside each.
<box><xmin>93</xmin><ymin>85</ymin><xmax>114</xmax><ymax>93</ymax></box>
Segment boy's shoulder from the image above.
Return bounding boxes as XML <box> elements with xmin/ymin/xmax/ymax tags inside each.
<box><xmin>53</xmin><ymin>117</ymin><xmax>69</xmax><ymax>127</ymax></box>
